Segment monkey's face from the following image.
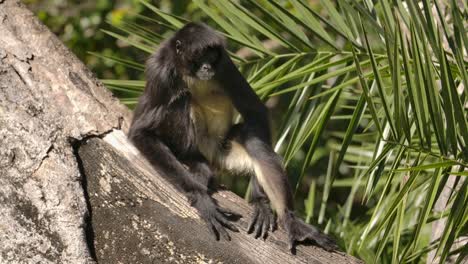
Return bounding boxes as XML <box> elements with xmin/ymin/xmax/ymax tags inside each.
<box><xmin>189</xmin><ymin>47</ymin><xmax>220</xmax><ymax>81</ymax></box>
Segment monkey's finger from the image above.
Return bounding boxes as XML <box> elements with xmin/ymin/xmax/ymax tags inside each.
<box><xmin>270</xmin><ymin>214</ymin><xmax>277</xmax><ymax>232</ymax></box>
<box><xmin>306</xmin><ymin>233</ymin><xmax>338</xmax><ymax>251</ymax></box>
<box><xmin>288</xmin><ymin>236</ymin><xmax>296</xmax><ymax>252</ymax></box>
<box><xmin>217</xmin><ymin>207</ymin><xmax>241</xmax><ymax>218</ymax></box>
<box><xmin>206</xmin><ymin>221</ymin><xmax>219</xmax><ymax>241</ymax></box>
<box><xmin>215</xmin><ymin>212</ymin><xmax>239</xmax><ymax>232</ymax></box>
<box><xmin>211</xmin><ymin>219</ymin><xmax>230</xmax><ymax>241</ymax></box>
<box><xmin>247</xmin><ymin>209</ymin><xmax>259</xmax><ymax>234</ymax></box>
<box><xmin>261</xmin><ymin>216</ymin><xmax>269</xmax><ymax>240</ymax></box>
<box><xmin>254</xmin><ymin>213</ymin><xmax>265</xmax><ymax>239</ymax></box>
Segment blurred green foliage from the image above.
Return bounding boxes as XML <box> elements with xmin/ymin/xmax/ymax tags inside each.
<box><xmin>25</xmin><ymin>0</ymin><xmax>141</xmax><ymax>80</ymax></box>
<box><xmin>25</xmin><ymin>0</ymin><xmax>195</xmax><ymax>80</ymax></box>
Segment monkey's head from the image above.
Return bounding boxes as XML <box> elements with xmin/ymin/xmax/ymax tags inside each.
<box><xmin>172</xmin><ymin>22</ymin><xmax>226</xmax><ymax>81</ymax></box>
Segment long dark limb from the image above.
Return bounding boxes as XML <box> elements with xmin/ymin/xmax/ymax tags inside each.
<box><xmin>130</xmin><ymin>131</ymin><xmax>207</xmax><ymax>193</ymax></box>
<box><xmin>130</xmin><ymin>132</ymin><xmax>239</xmax><ymax>240</ymax></box>
<box><xmin>216</xmin><ymin>50</ymin><xmax>271</xmax><ymax>144</ymax></box>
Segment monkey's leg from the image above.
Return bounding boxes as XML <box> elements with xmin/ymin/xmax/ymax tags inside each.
<box><xmin>130</xmin><ymin>133</ymin><xmax>239</xmax><ymax>240</ymax></box>
<box><xmin>242</xmin><ymin>136</ymin><xmax>338</xmax><ymax>252</ymax></box>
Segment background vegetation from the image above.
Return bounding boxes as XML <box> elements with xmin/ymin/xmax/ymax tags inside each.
<box><xmin>29</xmin><ymin>1</ymin><xmax>467</xmax><ymax>263</ymax></box>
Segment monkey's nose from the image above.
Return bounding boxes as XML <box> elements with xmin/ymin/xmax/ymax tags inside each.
<box><xmin>201</xmin><ymin>64</ymin><xmax>211</xmax><ymax>71</ymax></box>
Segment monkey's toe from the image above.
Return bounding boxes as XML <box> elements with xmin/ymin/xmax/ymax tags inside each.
<box><xmin>284</xmin><ymin>212</ymin><xmax>339</xmax><ymax>253</ymax></box>
<box><xmin>247</xmin><ymin>199</ymin><xmax>276</xmax><ymax>240</ymax></box>
<box><xmin>192</xmin><ymin>193</ymin><xmax>240</xmax><ymax>241</ymax></box>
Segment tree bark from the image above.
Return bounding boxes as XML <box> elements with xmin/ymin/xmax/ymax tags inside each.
<box><xmin>0</xmin><ymin>1</ymin><xmax>361</xmax><ymax>263</ymax></box>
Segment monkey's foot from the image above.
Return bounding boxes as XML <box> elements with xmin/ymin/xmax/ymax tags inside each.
<box><xmin>283</xmin><ymin>212</ymin><xmax>338</xmax><ymax>253</ymax></box>
<box><xmin>247</xmin><ymin>199</ymin><xmax>276</xmax><ymax>239</ymax></box>
<box><xmin>190</xmin><ymin>192</ymin><xmax>241</xmax><ymax>241</ymax></box>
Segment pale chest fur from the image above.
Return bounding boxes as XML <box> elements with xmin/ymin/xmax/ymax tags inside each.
<box><xmin>186</xmin><ymin>78</ymin><xmax>235</xmax><ymax>163</ymax></box>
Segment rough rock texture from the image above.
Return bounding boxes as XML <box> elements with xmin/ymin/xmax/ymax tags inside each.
<box><xmin>0</xmin><ymin>0</ymin><xmax>362</xmax><ymax>263</ymax></box>
<box><xmin>0</xmin><ymin>0</ymin><xmax>129</xmax><ymax>262</ymax></box>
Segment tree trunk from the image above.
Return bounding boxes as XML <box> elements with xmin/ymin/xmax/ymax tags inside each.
<box><xmin>0</xmin><ymin>1</ymin><xmax>361</xmax><ymax>263</ymax></box>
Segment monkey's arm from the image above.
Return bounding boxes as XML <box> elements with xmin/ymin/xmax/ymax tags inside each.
<box><xmin>130</xmin><ymin>131</ymin><xmax>208</xmax><ymax>193</ymax></box>
<box><xmin>216</xmin><ymin>50</ymin><xmax>272</xmax><ymax>145</ymax></box>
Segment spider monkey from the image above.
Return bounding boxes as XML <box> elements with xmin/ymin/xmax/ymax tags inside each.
<box><xmin>128</xmin><ymin>22</ymin><xmax>336</xmax><ymax>252</ymax></box>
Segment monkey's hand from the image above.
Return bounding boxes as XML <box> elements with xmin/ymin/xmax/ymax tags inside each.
<box><xmin>189</xmin><ymin>192</ymin><xmax>240</xmax><ymax>241</ymax></box>
<box><xmin>247</xmin><ymin>198</ymin><xmax>276</xmax><ymax>239</ymax></box>
<box><xmin>283</xmin><ymin>211</ymin><xmax>338</xmax><ymax>254</ymax></box>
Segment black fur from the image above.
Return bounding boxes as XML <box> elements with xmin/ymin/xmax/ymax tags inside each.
<box><xmin>128</xmin><ymin>22</ymin><xmax>337</xmax><ymax>252</ymax></box>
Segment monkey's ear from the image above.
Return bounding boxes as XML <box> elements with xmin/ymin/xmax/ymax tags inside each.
<box><xmin>175</xmin><ymin>40</ymin><xmax>182</xmax><ymax>54</ymax></box>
